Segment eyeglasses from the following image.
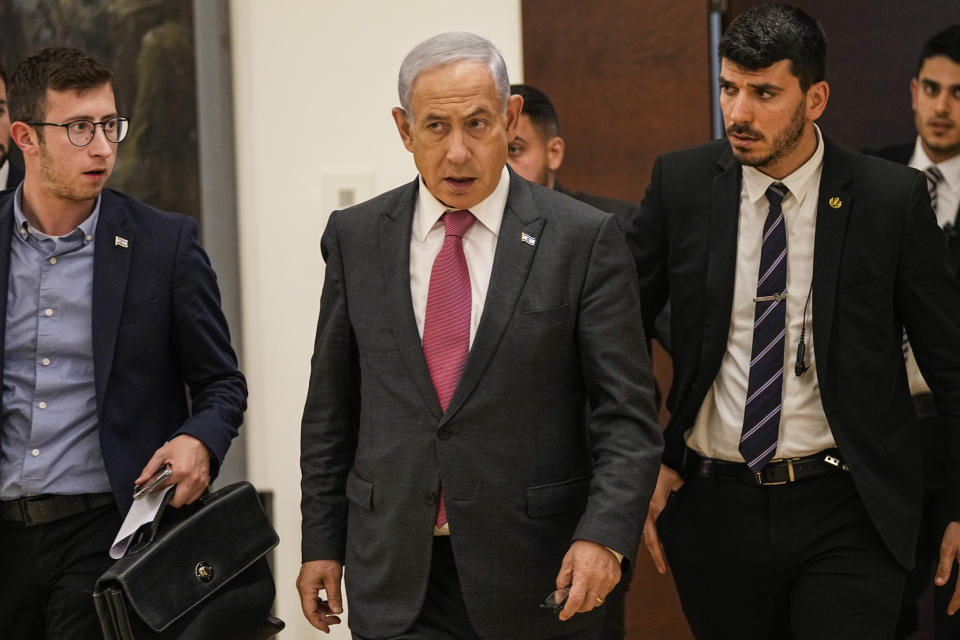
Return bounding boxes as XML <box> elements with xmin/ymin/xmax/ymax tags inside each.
<box><xmin>26</xmin><ymin>116</ymin><xmax>130</xmax><ymax>147</ymax></box>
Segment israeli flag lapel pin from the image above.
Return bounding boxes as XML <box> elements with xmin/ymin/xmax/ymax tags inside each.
<box><xmin>114</xmin><ymin>235</ymin><xmax>129</xmax><ymax>248</ymax></box>
<box><xmin>521</xmin><ymin>232</ymin><xmax>536</xmax><ymax>246</ymax></box>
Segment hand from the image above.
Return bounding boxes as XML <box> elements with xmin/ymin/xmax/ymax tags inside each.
<box><xmin>642</xmin><ymin>463</ymin><xmax>684</xmax><ymax>574</ymax></box>
<box><xmin>554</xmin><ymin>540</ymin><xmax>622</xmax><ymax>621</ymax></box>
<box><xmin>135</xmin><ymin>435</ymin><xmax>211</xmax><ymax>507</ymax></box>
<box><xmin>936</xmin><ymin>521</ymin><xmax>960</xmax><ymax>615</ymax></box>
<box><xmin>297</xmin><ymin>560</ymin><xmax>344</xmax><ymax>632</ymax></box>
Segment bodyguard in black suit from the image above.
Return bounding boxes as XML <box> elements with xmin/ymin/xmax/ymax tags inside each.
<box><xmin>870</xmin><ymin>24</ymin><xmax>960</xmax><ymax>640</ymax></box>
<box><xmin>0</xmin><ymin>48</ymin><xmax>245</xmax><ymax>639</ymax></box>
<box><xmin>297</xmin><ymin>32</ymin><xmax>662</xmax><ymax>640</ymax></box>
<box><xmin>631</xmin><ymin>6</ymin><xmax>960</xmax><ymax>639</ymax></box>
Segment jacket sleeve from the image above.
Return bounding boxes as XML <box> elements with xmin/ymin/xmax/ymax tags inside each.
<box><xmin>300</xmin><ymin>211</ymin><xmax>361</xmax><ymax>563</ymax></box>
<box><xmin>170</xmin><ymin>216</ymin><xmax>247</xmax><ymax>472</ymax></box>
<box><xmin>573</xmin><ymin>213</ymin><xmax>664</xmax><ymax>567</ymax></box>
<box><xmin>897</xmin><ymin>172</ymin><xmax>960</xmax><ymax>520</ymax></box>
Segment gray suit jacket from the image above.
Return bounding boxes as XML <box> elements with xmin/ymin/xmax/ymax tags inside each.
<box><xmin>300</xmin><ymin>169</ymin><xmax>662</xmax><ymax>639</ymax></box>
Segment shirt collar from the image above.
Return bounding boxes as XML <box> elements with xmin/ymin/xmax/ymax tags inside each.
<box><xmin>741</xmin><ymin>124</ymin><xmax>825</xmax><ymax>207</ymax></box>
<box><xmin>910</xmin><ymin>135</ymin><xmax>960</xmax><ymax>192</ymax></box>
<box><xmin>13</xmin><ymin>182</ymin><xmax>101</xmax><ymax>245</ymax></box>
<box><xmin>413</xmin><ymin>165</ymin><xmax>510</xmax><ymax>243</ymax></box>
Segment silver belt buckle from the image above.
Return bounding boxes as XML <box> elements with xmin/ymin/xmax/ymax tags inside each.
<box><xmin>755</xmin><ymin>459</ymin><xmax>794</xmax><ymax>486</ymax></box>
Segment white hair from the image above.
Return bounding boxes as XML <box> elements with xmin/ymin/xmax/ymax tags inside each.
<box><xmin>397</xmin><ymin>32</ymin><xmax>510</xmax><ymax>117</ymax></box>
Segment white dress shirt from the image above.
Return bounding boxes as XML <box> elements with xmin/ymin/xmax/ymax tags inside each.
<box><xmin>904</xmin><ymin>138</ymin><xmax>960</xmax><ymax>394</ymax></box>
<box><xmin>909</xmin><ymin>136</ymin><xmax>960</xmax><ymax>230</ymax></box>
<box><xmin>686</xmin><ymin>126</ymin><xmax>836</xmax><ymax>462</ymax></box>
<box><xmin>410</xmin><ymin>166</ymin><xmax>509</xmax><ymax>346</ymax></box>
<box><xmin>0</xmin><ymin>160</ymin><xmax>8</xmax><ymax>189</ymax></box>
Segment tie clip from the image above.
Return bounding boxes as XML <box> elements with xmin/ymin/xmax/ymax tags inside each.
<box><xmin>753</xmin><ymin>292</ymin><xmax>788</xmax><ymax>303</ymax></box>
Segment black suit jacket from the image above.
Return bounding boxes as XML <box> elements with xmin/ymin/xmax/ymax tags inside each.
<box><xmin>629</xmin><ymin>137</ymin><xmax>960</xmax><ymax>568</ymax></box>
<box><xmin>4</xmin><ymin>161</ymin><xmax>23</xmax><ymax>190</ymax></box>
<box><xmin>301</xmin><ymin>169</ymin><xmax>662</xmax><ymax>639</ymax></box>
<box><xmin>0</xmin><ymin>188</ymin><xmax>246</xmax><ymax>515</ymax></box>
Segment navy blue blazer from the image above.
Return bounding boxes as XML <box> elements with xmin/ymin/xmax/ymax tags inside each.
<box><xmin>0</xmin><ymin>188</ymin><xmax>246</xmax><ymax>515</ymax></box>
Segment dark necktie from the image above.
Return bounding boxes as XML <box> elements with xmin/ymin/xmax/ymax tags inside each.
<box><xmin>926</xmin><ymin>165</ymin><xmax>944</xmax><ymax>214</ymax></box>
<box><xmin>422</xmin><ymin>209</ymin><xmax>475</xmax><ymax>527</ymax></box>
<box><xmin>740</xmin><ymin>183</ymin><xmax>788</xmax><ymax>472</ymax></box>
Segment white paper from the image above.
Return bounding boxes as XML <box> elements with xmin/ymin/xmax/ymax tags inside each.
<box><xmin>110</xmin><ymin>485</ymin><xmax>175</xmax><ymax>559</ymax></box>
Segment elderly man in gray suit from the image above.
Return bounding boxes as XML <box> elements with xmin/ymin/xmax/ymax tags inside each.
<box><xmin>296</xmin><ymin>32</ymin><xmax>662</xmax><ymax>640</ymax></box>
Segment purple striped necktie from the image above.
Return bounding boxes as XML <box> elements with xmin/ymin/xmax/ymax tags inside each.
<box><xmin>740</xmin><ymin>183</ymin><xmax>788</xmax><ymax>472</ymax></box>
<box><xmin>423</xmin><ymin>209</ymin><xmax>475</xmax><ymax>528</ymax></box>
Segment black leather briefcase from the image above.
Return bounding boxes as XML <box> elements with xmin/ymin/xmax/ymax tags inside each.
<box><xmin>93</xmin><ymin>481</ymin><xmax>285</xmax><ymax>639</ymax></box>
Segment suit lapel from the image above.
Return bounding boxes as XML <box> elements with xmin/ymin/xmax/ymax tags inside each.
<box><xmin>441</xmin><ymin>174</ymin><xmax>544</xmax><ymax>425</ymax></box>
<box><xmin>810</xmin><ymin>140</ymin><xmax>852</xmax><ymax>386</ymax></box>
<box><xmin>92</xmin><ymin>191</ymin><xmax>134</xmax><ymax>409</ymax></box>
<box><xmin>698</xmin><ymin>148</ymin><xmax>742</xmax><ymax>381</ymax></box>
<box><xmin>380</xmin><ymin>179</ymin><xmax>444</xmax><ymax>419</ymax></box>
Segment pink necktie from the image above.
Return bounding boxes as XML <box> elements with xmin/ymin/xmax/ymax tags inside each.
<box><xmin>423</xmin><ymin>209</ymin><xmax>475</xmax><ymax>527</ymax></box>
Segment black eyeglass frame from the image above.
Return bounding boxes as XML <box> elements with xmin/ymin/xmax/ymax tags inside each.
<box><xmin>25</xmin><ymin>116</ymin><xmax>130</xmax><ymax>147</ymax></box>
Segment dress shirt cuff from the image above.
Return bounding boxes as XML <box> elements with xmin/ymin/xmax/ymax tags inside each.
<box><xmin>605</xmin><ymin>546</ymin><xmax>624</xmax><ymax>564</ymax></box>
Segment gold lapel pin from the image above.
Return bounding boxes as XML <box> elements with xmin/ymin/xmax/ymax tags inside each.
<box><xmin>828</xmin><ymin>197</ymin><xmax>842</xmax><ymax>209</ymax></box>
<box><xmin>115</xmin><ymin>235</ymin><xmax>129</xmax><ymax>248</ymax></box>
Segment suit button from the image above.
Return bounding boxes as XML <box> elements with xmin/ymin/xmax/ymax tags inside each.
<box><xmin>425</xmin><ymin>492</ymin><xmax>437</xmax><ymax>505</ymax></box>
<box><xmin>437</xmin><ymin>427</ymin><xmax>452</xmax><ymax>440</ymax></box>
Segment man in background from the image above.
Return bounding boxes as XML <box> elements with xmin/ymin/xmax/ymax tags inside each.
<box><xmin>0</xmin><ymin>47</ymin><xmax>246</xmax><ymax>639</ymax></box>
<box><xmin>871</xmin><ymin>24</ymin><xmax>960</xmax><ymax>640</ymax></box>
<box><xmin>0</xmin><ymin>58</ymin><xmax>24</xmax><ymax>189</ymax></box>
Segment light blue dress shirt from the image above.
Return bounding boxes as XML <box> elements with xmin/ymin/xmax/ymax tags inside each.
<box><xmin>0</xmin><ymin>185</ymin><xmax>110</xmax><ymax>498</ymax></box>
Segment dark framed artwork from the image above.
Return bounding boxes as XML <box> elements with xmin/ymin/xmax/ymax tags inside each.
<box><xmin>0</xmin><ymin>0</ymin><xmax>201</xmax><ymax>226</ymax></box>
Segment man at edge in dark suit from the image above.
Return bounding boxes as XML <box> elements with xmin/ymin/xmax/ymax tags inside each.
<box><xmin>297</xmin><ymin>32</ymin><xmax>662</xmax><ymax>640</ymax></box>
<box><xmin>870</xmin><ymin>24</ymin><xmax>960</xmax><ymax>640</ymax></box>
<box><xmin>0</xmin><ymin>48</ymin><xmax>246</xmax><ymax>640</ymax></box>
<box><xmin>631</xmin><ymin>6</ymin><xmax>960</xmax><ymax>639</ymax></box>
<box><xmin>0</xmin><ymin>57</ymin><xmax>24</xmax><ymax>190</ymax></box>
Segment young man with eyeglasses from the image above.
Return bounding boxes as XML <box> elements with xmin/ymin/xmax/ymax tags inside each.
<box><xmin>0</xmin><ymin>47</ymin><xmax>246</xmax><ymax>640</ymax></box>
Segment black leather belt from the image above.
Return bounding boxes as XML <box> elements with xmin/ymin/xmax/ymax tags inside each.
<box><xmin>913</xmin><ymin>393</ymin><xmax>938</xmax><ymax>419</ymax></box>
<box><xmin>0</xmin><ymin>492</ymin><xmax>115</xmax><ymax>526</ymax></box>
<box><xmin>692</xmin><ymin>449</ymin><xmax>848</xmax><ymax>486</ymax></box>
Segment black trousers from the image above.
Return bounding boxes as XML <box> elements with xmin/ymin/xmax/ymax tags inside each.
<box><xmin>895</xmin><ymin>414</ymin><xmax>960</xmax><ymax>640</ymax></box>
<box><xmin>352</xmin><ymin>536</ymin><xmax>602</xmax><ymax>640</ymax></box>
<box><xmin>0</xmin><ymin>502</ymin><xmax>120</xmax><ymax>640</ymax></box>
<box><xmin>657</xmin><ymin>468</ymin><xmax>906</xmax><ymax>640</ymax></box>
<box><xmin>599</xmin><ymin>574</ymin><xmax>627</xmax><ymax>639</ymax></box>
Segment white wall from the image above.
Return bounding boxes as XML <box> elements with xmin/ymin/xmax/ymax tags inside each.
<box><xmin>229</xmin><ymin>2</ymin><xmax>522</xmax><ymax>637</ymax></box>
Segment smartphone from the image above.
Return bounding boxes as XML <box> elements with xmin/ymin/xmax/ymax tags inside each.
<box><xmin>133</xmin><ymin>465</ymin><xmax>172</xmax><ymax>500</ymax></box>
